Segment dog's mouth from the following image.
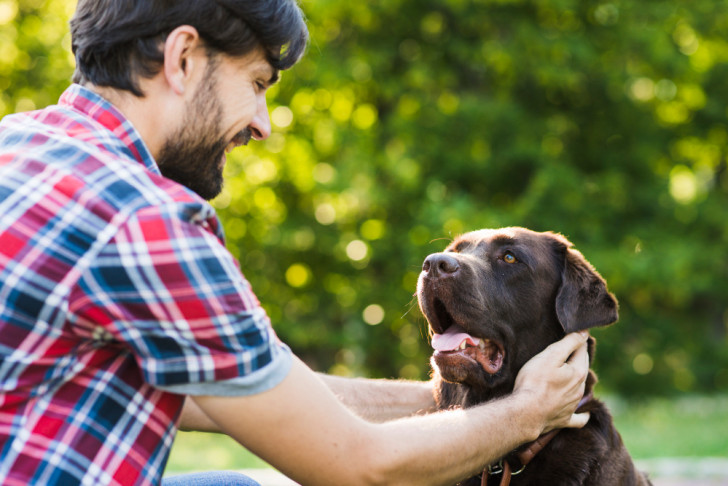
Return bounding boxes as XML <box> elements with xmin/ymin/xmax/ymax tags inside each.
<box><xmin>431</xmin><ymin>324</ymin><xmax>505</xmax><ymax>375</ymax></box>
<box><xmin>420</xmin><ymin>290</ymin><xmax>506</xmax><ymax>381</ymax></box>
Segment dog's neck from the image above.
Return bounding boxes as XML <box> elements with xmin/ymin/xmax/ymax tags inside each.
<box><xmin>481</xmin><ymin>391</ymin><xmax>595</xmax><ymax>486</ymax></box>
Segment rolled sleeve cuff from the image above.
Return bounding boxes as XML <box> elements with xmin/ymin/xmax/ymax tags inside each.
<box><xmin>155</xmin><ymin>343</ymin><xmax>293</xmax><ymax>397</ymax></box>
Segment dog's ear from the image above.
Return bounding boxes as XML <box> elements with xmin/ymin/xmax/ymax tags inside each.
<box><xmin>555</xmin><ymin>246</ymin><xmax>618</xmax><ymax>333</ymax></box>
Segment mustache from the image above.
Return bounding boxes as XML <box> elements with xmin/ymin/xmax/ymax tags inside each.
<box><xmin>232</xmin><ymin>128</ymin><xmax>253</xmax><ymax>146</ymax></box>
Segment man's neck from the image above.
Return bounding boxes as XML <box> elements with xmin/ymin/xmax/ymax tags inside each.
<box><xmin>83</xmin><ymin>82</ymin><xmax>177</xmax><ymax>161</ymax></box>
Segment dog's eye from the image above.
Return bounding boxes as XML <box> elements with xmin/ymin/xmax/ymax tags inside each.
<box><xmin>503</xmin><ymin>251</ymin><xmax>518</xmax><ymax>264</ymax></box>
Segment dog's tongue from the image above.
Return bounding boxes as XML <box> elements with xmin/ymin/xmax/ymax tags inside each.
<box><xmin>431</xmin><ymin>324</ymin><xmax>481</xmax><ymax>351</ymax></box>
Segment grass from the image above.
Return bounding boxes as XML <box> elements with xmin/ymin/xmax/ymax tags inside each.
<box><xmin>166</xmin><ymin>432</ymin><xmax>268</xmax><ymax>472</ymax></box>
<box><xmin>607</xmin><ymin>394</ymin><xmax>728</xmax><ymax>459</ymax></box>
<box><xmin>165</xmin><ymin>394</ymin><xmax>728</xmax><ymax>476</ymax></box>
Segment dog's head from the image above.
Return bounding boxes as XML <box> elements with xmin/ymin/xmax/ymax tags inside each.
<box><xmin>416</xmin><ymin>227</ymin><xmax>617</xmax><ymax>404</ymax></box>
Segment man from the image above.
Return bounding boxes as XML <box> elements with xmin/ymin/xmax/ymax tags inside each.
<box><xmin>0</xmin><ymin>1</ymin><xmax>590</xmax><ymax>485</ymax></box>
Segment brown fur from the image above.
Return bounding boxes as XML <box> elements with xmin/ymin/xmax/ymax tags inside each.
<box><xmin>417</xmin><ymin>227</ymin><xmax>651</xmax><ymax>486</ymax></box>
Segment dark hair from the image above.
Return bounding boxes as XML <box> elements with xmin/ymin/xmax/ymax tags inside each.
<box><xmin>70</xmin><ymin>0</ymin><xmax>308</xmax><ymax>96</ymax></box>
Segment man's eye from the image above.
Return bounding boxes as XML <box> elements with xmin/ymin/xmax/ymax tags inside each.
<box><xmin>503</xmin><ymin>251</ymin><xmax>517</xmax><ymax>264</ymax></box>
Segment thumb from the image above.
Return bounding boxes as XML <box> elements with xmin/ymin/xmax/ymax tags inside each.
<box><xmin>563</xmin><ymin>411</ymin><xmax>590</xmax><ymax>430</ymax></box>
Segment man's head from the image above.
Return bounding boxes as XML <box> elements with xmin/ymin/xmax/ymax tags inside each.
<box><xmin>70</xmin><ymin>0</ymin><xmax>308</xmax><ymax>200</ymax></box>
<box><xmin>70</xmin><ymin>0</ymin><xmax>307</xmax><ymax>97</ymax></box>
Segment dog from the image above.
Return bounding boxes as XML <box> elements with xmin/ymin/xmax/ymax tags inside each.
<box><xmin>416</xmin><ymin>227</ymin><xmax>651</xmax><ymax>486</ymax></box>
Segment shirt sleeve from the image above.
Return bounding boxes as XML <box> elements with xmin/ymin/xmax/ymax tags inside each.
<box><xmin>68</xmin><ymin>201</ymin><xmax>291</xmax><ymax>396</ymax></box>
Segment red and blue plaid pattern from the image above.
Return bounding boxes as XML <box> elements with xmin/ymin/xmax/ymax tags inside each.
<box><xmin>0</xmin><ymin>85</ymin><xmax>291</xmax><ymax>485</ymax></box>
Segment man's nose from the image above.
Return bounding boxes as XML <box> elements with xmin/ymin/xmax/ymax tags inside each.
<box><xmin>249</xmin><ymin>95</ymin><xmax>272</xmax><ymax>140</ymax></box>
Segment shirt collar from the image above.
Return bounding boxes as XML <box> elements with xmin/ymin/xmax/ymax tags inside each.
<box><xmin>59</xmin><ymin>84</ymin><xmax>160</xmax><ymax>175</ymax></box>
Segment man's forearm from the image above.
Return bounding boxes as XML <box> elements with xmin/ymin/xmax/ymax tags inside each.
<box><xmin>316</xmin><ymin>373</ymin><xmax>437</xmax><ymax>422</ymax></box>
<box><xmin>179</xmin><ymin>374</ymin><xmax>437</xmax><ymax>433</ymax></box>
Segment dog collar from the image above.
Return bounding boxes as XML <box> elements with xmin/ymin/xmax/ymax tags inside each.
<box><xmin>480</xmin><ymin>392</ymin><xmax>594</xmax><ymax>486</ymax></box>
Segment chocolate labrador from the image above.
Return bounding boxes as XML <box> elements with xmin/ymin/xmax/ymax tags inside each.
<box><xmin>417</xmin><ymin>227</ymin><xmax>651</xmax><ymax>486</ymax></box>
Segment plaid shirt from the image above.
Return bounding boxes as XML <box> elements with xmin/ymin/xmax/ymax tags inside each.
<box><xmin>0</xmin><ymin>85</ymin><xmax>292</xmax><ymax>485</ymax></box>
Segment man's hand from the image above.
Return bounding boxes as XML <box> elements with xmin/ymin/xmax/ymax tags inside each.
<box><xmin>513</xmin><ymin>331</ymin><xmax>591</xmax><ymax>435</ymax></box>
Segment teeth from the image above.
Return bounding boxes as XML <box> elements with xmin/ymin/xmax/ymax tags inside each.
<box><xmin>458</xmin><ymin>338</ymin><xmax>485</xmax><ymax>350</ymax></box>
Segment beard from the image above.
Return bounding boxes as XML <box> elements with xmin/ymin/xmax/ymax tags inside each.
<box><xmin>156</xmin><ymin>65</ymin><xmax>240</xmax><ymax>201</ymax></box>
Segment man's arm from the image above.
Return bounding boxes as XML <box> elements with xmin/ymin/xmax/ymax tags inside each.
<box><xmin>191</xmin><ymin>332</ymin><xmax>590</xmax><ymax>486</ymax></box>
<box><xmin>179</xmin><ymin>372</ymin><xmax>436</xmax><ymax>431</ymax></box>
<box><xmin>315</xmin><ymin>373</ymin><xmax>437</xmax><ymax>422</ymax></box>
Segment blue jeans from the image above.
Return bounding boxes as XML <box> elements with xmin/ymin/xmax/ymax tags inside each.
<box><xmin>162</xmin><ymin>471</ymin><xmax>261</xmax><ymax>486</ymax></box>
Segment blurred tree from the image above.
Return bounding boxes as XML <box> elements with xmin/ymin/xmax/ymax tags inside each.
<box><xmin>0</xmin><ymin>1</ymin><xmax>75</xmax><ymax>114</ymax></box>
<box><xmin>3</xmin><ymin>0</ymin><xmax>727</xmax><ymax>397</ymax></box>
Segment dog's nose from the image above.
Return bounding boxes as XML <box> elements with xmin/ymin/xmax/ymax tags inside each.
<box><xmin>422</xmin><ymin>253</ymin><xmax>460</xmax><ymax>278</ymax></box>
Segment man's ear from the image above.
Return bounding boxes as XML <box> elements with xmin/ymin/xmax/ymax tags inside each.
<box><xmin>555</xmin><ymin>247</ymin><xmax>618</xmax><ymax>333</ymax></box>
<box><xmin>162</xmin><ymin>25</ymin><xmax>204</xmax><ymax>95</ymax></box>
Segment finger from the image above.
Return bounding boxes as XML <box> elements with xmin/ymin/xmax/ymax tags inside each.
<box><xmin>566</xmin><ymin>337</ymin><xmax>589</xmax><ymax>368</ymax></box>
<box><xmin>542</xmin><ymin>331</ymin><xmax>589</xmax><ymax>363</ymax></box>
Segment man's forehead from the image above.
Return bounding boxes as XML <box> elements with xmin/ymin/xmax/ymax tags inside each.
<box><xmin>226</xmin><ymin>48</ymin><xmax>277</xmax><ymax>81</ymax></box>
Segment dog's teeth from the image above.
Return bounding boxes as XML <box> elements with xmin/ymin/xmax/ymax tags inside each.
<box><xmin>479</xmin><ymin>340</ymin><xmax>487</xmax><ymax>350</ymax></box>
<box><xmin>459</xmin><ymin>341</ymin><xmax>468</xmax><ymax>350</ymax></box>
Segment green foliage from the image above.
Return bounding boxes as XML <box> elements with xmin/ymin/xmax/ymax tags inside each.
<box><xmin>4</xmin><ymin>0</ymin><xmax>727</xmax><ymax>397</ymax></box>
<box><xmin>0</xmin><ymin>1</ymin><xmax>75</xmax><ymax>114</ymax></box>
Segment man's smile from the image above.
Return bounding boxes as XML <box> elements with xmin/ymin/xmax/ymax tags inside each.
<box><xmin>226</xmin><ymin>128</ymin><xmax>252</xmax><ymax>153</ymax></box>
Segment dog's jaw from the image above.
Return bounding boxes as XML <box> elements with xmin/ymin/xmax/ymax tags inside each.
<box><xmin>430</xmin><ymin>324</ymin><xmax>505</xmax><ymax>381</ymax></box>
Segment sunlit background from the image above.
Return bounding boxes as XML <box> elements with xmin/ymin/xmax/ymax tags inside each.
<box><xmin>2</xmin><ymin>0</ymin><xmax>727</xmax><ymax>476</ymax></box>
<box><xmin>2</xmin><ymin>0</ymin><xmax>727</xmax><ymax>396</ymax></box>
